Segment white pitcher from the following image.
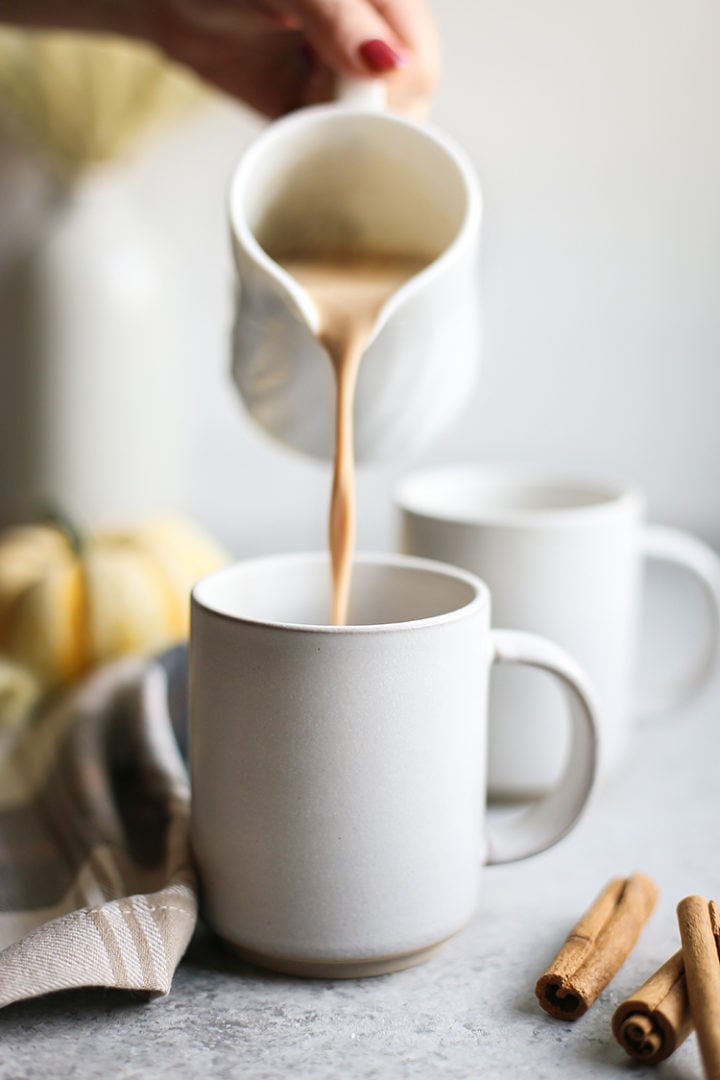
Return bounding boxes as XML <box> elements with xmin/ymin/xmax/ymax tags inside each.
<box><xmin>228</xmin><ymin>85</ymin><xmax>482</xmax><ymax>462</ymax></box>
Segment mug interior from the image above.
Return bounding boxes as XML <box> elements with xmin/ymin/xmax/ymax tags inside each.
<box><xmin>231</xmin><ymin>110</ymin><xmax>471</xmax><ymax>264</ymax></box>
<box><xmin>397</xmin><ymin>466</ymin><xmax>641</xmax><ymax>525</ymax></box>
<box><xmin>193</xmin><ymin>553</ymin><xmax>484</xmax><ymax>630</ymax></box>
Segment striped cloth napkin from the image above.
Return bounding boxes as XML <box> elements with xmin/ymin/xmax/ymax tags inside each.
<box><xmin>0</xmin><ymin>647</ymin><xmax>197</xmax><ymax>1007</ymax></box>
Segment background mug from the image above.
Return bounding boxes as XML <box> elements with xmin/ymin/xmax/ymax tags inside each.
<box><xmin>397</xmin><ymin>465</ymin><xmax>720</xmax><ymax>797</ymax></box>
<box><xmin>190</xmin><ymin>552</ymin><xmax>598</xmax><ymax>978</ymax></box>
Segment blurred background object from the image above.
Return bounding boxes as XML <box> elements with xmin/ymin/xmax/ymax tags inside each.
<box><xmin>0</xmin><ymin>30</ymin><xmax>203</xmax><ymax>527</ymax></box>
<box><xmin>0</xmin><ymin>31</ymin><xmax>201</xmax><ymax>176</ymax></box>
<box><xmin>0</xmin><ymin>513</ymin><xmax>229</xmax><ymax>688</ymax></box>
<box><xmin>0</xmin><ymin>0</ymin><xmax>717</xmax><ymax>551</ymax></box>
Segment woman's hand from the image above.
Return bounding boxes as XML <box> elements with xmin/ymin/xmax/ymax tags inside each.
<box><xmin>0</xmin><ymin>0</ymin><xmax>440</xmax><ymax>118</ymax></box>
<box><xmin>147</xmin><ymin>0</ymin><xmax>440</xmax><ymax>118</ymax></box>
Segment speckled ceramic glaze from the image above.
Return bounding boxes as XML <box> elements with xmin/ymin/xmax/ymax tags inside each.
<box><xmin>189</xmin><ymin>553</ymin><xmax>598</xmax><ymax>977</ymax></box>
<box><xmin>397</xmin><ymin>465</ymin><xmax>720</xmax><ymax>797</ymax></box>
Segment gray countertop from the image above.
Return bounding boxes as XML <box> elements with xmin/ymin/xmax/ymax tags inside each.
<box><xmin>2</xmin><ymin>644</ymin><xmax>718</xmax><ymax>1078</ymax></box>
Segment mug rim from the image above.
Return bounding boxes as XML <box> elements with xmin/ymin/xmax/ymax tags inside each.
<box><xmin>192</xmin><ymin>551</ymin><xmax>488</xmax><ymax>634</ymax></box>
<box><xmin>227</xmin><ymin>104</ymin><xmax>482</xmax><ymax>337</ymax></box>
<box><xmin>396</xmin><ymin>463</ymin><xmax>646</xmax><ymax>528</ymax></box>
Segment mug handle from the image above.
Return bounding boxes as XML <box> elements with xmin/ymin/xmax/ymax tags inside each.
<box><xmin>635</xmin><ymin>524</ymin><xmax>720</xmax><ymax>716</ymax></box>
<box><xmin>335</xmin><ymin>75</ymin><xmax>387</xmax><ymax>111</ymax></box>
<box><xmin>484</xmin><ymin>630</ymin><xmax>600</xmax><ymax>865</ymax></box>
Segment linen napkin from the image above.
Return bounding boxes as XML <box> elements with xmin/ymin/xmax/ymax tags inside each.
<box><xmin>0</xmin><ymin>646</ymin><xmax>197</xmax><ymax>1007</ymax></box>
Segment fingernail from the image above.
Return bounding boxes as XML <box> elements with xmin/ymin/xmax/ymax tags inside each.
<box><xmin>358</xmin><ymin>39</ymin><xmax>405</xmax><ymax>73</ymax></box>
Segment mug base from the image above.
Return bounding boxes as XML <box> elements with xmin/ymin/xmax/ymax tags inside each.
<box><xmin>220</xmin><ymin>937</ymin><xmax>450</xmax><ymax>979</ymax></box>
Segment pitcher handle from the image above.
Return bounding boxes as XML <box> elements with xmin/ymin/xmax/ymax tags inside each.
<box><xmin>335</xmin><ymin>76</ymin><xmax>387</xmax><ymax>111</ymax></box>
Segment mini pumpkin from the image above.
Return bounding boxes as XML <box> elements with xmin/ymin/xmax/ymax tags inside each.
<box><xmin>0</xmin><ymin>515</ymin><xmax>229</xmax><ymax>687</ymax></box>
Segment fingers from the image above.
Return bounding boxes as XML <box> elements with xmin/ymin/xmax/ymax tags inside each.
<box><xmin>153</xmin><ymin>0</ymin><xmax>440</xmax><ymax>119</ymax></box>
<box><xmin>370</xmin><ymin>0</ymin><xmax>440</xmax><ymax>77</ymax></box>
<box><xmin>370</xmin><ymin>0</ymin><xmax>440</xmax><ymax>113</ymax></box>
<box><xmin>286</xmin><ymin>0</ymin><xmax>440</xmax><ymax>117</ymax></box>
<box><xmin>284</xmin><ymin>0</ymin><xmax>406</xmax><ymax>78</ymax></box>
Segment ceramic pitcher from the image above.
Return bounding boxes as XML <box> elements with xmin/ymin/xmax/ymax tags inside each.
<box><xmin>228</xmin><ymin>84</ymin><xmax>482</xmax><ymax>462</ymax></box>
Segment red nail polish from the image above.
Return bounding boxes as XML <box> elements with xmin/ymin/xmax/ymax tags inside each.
<box><xmin>358</xmin><ymin>39</ymin><xmax>405</xmax><ymax>73</ymax></box>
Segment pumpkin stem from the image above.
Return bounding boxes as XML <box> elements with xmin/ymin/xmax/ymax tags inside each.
<box><xmin>39</xmin><ymin>505</ymin><xmax>84</xmax><ymax>556</ymax></box>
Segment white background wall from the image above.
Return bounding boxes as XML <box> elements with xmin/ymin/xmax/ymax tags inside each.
<box><xmin>97</xmin><ymin>0</ymin><xmax>720</xmax><ymax>555</ymax></box>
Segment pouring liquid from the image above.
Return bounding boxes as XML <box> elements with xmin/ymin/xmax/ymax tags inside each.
<box><xmin>278</xmin><ymin>254</ymin><xmax>428</xmax><ymax>624</ymax></box>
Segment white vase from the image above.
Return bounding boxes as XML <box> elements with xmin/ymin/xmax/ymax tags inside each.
<box><xmin>0</xmin><ymin>153</ymin><xmax>190</xmax><ymax>527</ymax></box>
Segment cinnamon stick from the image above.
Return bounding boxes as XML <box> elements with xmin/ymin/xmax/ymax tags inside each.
<box><xmin>677</xmin><ymin>896</ymin><xmax>720</xmax><ymax>1080</ymax></box>
<box><xmin>535</xmin><ymin>873</ymin><xmax>658</xmax><ymax>1020</ymax></box>
<box><xmin>612</xmin><ymin>950</ymin><xmax>692</xmax><ymax>1064</ymax></box>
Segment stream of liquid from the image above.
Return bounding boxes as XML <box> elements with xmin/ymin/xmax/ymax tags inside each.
<box><xmin>278</xmin><ymin>254</ymin><xmax>428</xmax><ymax>624</ymax></box>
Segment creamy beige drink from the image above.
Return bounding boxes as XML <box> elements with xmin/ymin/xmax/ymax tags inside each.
<box><xmin>278</xmin><ymin>254</ymin><xmax>427</xmax><ymax>624</ymax></box>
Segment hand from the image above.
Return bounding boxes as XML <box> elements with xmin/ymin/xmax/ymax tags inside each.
<box><xmin>148</xmin><ymin>0</ymin><xmax>440</xmax><ymax>118</ymax></box>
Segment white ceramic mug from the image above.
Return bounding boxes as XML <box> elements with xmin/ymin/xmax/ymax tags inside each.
<box><xmin>190</xmin><ymin>552</ymin><xmax>598</xmax><ymax>978</ymax></box>
<box><xmin>397</xmin><ymin>465</ymin><xmax>720</xmax><ymax>797</ymax></box>
<box><xmin>228</xmin><ymin>86</ymin><xmax>481</xmax><ymax>463</ymax></box>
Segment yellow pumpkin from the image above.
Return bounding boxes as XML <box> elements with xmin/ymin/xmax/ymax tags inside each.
<box><xmin>0</xmin><ymin>516</ymin><xmax>229</xmax><ymax>687</ymax></box>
